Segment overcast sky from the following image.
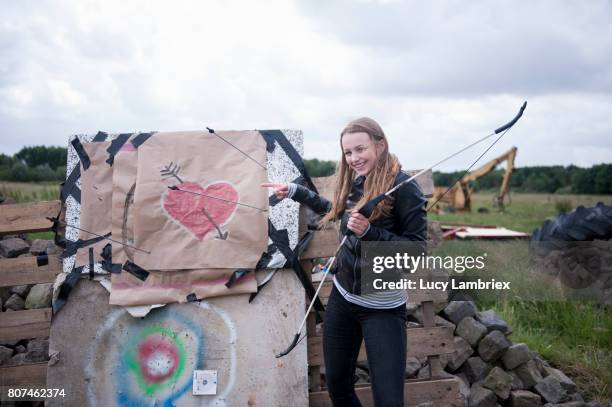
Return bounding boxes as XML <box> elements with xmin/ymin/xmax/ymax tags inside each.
<box><xmin>1</xmin><ymin>0</ymin><xmax>611</xmax><ymax>171</ymax></box>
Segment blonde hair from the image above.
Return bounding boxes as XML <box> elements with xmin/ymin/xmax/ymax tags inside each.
<box><xmin>320</xmin><ymin>117</ymin><xmax>401</xmax><ymax>226</ymax></box>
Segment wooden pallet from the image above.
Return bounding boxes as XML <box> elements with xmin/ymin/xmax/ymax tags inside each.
<box><xmin>0</xmin><ymin>200</ymin><xmax>62</xmax><ymax>388</ymax></box>
<box><xmin>303</xmin><ymin>176</ymin><xmax>460</xmax><ymax>407</ymax></box>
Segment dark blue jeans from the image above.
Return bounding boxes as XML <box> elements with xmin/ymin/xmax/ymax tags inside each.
<box><xmin>323</xmin><ymin>285</ymin><xmax>407</xmax><ymax>407</ymax></box>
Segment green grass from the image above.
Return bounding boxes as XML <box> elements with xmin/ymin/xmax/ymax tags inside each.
<box><xmin>429</xmin><ymin>192</ymin><xmax>612</xmax><ymax>233</ymax></box>
<box><xmin>0</xmin><ymin>181</ymin><xmax>60</xmax><ymax>203</ymax></box>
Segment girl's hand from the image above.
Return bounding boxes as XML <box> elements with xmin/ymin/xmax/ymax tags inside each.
<box><xmin>261</xmin><ymin>182</ymin><xmax>289</xmax><ymax>200</ymax></box>
<box><xmin>347</xmin><ymin>210</ymin><xmax>369</xmax><ymax>236</ymax></box>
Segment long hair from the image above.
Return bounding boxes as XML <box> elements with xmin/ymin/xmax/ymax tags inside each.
<box><xmin>320</xmin><ymin>117</ymin><xmax>401</xmax><ymax>226</ymax></box>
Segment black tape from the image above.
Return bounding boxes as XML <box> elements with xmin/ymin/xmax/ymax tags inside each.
<box><xmin>61</xmin><ymin>164</ymin><xmax>81</xmax><ymax>204</ymax></box>
<box><xmin>105</xmin><ymin>133</ymin><xmax>132</xmax><ymax>166</ymax></box>
<box><xmin>100</xmin><ymin>243</ymin><xmax>122</xmax><ymax>273</ymax></box>
<box><xmin>225</xmin><ymin>268</ymin><xmax>252</xmax><ymax>288</ymax></box>
<box><xmin>36</xmin><ymin>254</ymin><xmax>49</xmax><ymax>267</ymax></box>
<box><xmin>88</xmin><ymin>247</ymin><xmax>94</xmax><ymax>280</ymax></box>
<box><xmin>267</xmin><ymin>219</ymin><xmax>293</xmax><ymax>265</ymax></box>
<box><xmin>53</xmin><ymin>265</ymin><xmax>84</xmax><ymax>314</ymax></box>
<box><xmin>71</xmin><ymin>138</ymin><xmax>91</xmax><ymax>170</ymax></box>
<box><xmin>186</xmin><ymin>293</ymin><xmax>198</xmax><ymax>302</ymax></box>
<box><xmin>130</xmin><ymin>132</ymin><xmax>155</xmax><ymax>148</ymax></box>
<box><xmin>259</xmin><ymin>130</ymin><xmax>318</xmax><ymax>194</ymax></box>
<box><xmin>61</xmin><ymin>233</ymin><xmax>110</xmax><ymax>259</ymax></box>
<box><xmin>123</xmin><ymin>260</ymin><xmax>149</xmax><ymax>281</ymax></box>
<box><xmin>92</xmin><ymin>131</ymin><xmax>109</xmax><ymax>142</ymax></box>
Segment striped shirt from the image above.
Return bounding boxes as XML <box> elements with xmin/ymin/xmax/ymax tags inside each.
<box><xmin>333</xmin><ymin>276</ymin><xmax>407</xmax><ymax>309</ymax></box>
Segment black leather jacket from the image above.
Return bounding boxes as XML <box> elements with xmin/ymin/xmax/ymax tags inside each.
<box><xmin>292</xmin><ymin>170</ymin><xmax>427</xmax><ymax>295</ymax></box>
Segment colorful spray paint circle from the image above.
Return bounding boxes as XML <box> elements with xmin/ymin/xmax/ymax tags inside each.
<box><xmin>125</xmin><ymin>326</ymin><xmax>187</xmax><ymax>396</ymax></box>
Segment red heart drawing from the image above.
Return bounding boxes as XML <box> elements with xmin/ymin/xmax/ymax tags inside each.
<box><xmin>162</xmin><ymin>181</ymin><xmax>238</xmax><ymax>240</ymax></box>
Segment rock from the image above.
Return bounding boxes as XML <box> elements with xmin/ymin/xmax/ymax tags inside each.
<box><xmin>4</xmin><ymin>293</ymin><xmax>25</xmax><ymax>311</ymax></box>
<box><xmin>456</xmin><ymin>316</ymin><xmax>488</xmax><ymax>347</ymax></box>
<box><xmin>567</xmin><ymin>392</ymin><xmax>585</xmax><ymax>402</ymax></box>
<box><xmin>468</xmin><ymin>384</ymin><xmax>497</xmax><ymax>407</ymax></box>
<box><xmin>530</xmin><ymin>353</ymin><xmax>549</xmax><ymax>375</ymax></box>
<box><xmin>29</xmin><ymin>239</ymin><xmax>55</xmax><ymax>255</ymax></box>
<box><xmin>414</xmin><ymin>402</ymin><xmax>435</xmax><ymax>407</ymax></box>
<box><xmin>435</xmin><ymin>315</ymin><xmax>456</xmax><ymax>329</ymax></box>
<box><xmin>406</xmin><ymin>302</ymin><xmax>419</xmax><ymax>315</ymax></box>
<box><xmin>503</xmin><ymin>343</ymin><xmax>532</xmax><ymax>370</ymax></box>
<box><xmin>0</xmin><ymin>287</ymin><xmax>11</xmax><ymax>303</ymax></box>
<box><xmin>509</xmin><ymin>390</ymin><xmax>543</xmax><ymax>407</ymax></box>
<box><xmin>405</xmin><ymin>356</ymin><xmax>421</xmax><ymax>378</ymax></box>
<box><xmin>508</xmin><ymin>370</ymin><xmax>526</xmax><ymax>390</ymax></box>
<box><xmin>25</xmin><ymin>283</ymin><xmax>53</xmax><ymax>309</ymax></box>
<box><xmin>456</xmin><ymin>373</ymin><xmax>471</xmax><ymax>400</ymax></box>
<box><xmin>0</xmin><ymin>345</ymin><xmax>13</xmax><ymax>365</ymax></box>
<box><xmin>514</xmin><ymin>360</ymin><xmax>544</xmax><ymax>388</ymax></box>
<box><xmin>476</xmin><ymin>310</ymin><xmax>511</xmax><ymax>334</ymax></box>
<box><xmin>483</xmin><ymin>366</ymin><xmax>514</xmax><ymax>400</ymax></box>
<box><xmin>355</xmin><ymin>366</ymin><xmax>369</xmax><ymax>384</ymax></box>
<box><xmin>543</xmin><ymin>367</ymin><xmax>577</xmax><ymax>393</ymax></box>
<box><xmin>10</xmin><ymin>285</ymin><xmax>31</xmax><ymax>298</ymax></box>
<box><xmin>15</xmin><ymin>345</ymin><xmax>26</xmax><ymax>354</ymax></box>
<box><xmin>461</xmin><ymin>356</ymin><xmax>492</xmax><ymax>383</ymax></box>
<box><xmin>534</xmin><ymin>375</ymin><xmax>567</xmax><ymax>403</ymax></box>
<box><xmin>26</xmin><ymin>338</ymin><xmax>49</xmax><ymax>362</ymax></box>
<box><xmin>0</xmin><ymin>238</ymin><xmax>29</xmax><ymax>258</ymax></box>
<box><xmin>446</xmin><ymin>336</ymin><xmax>474</xmax><ymax>372</ymax></box>
<box><xmin>478</xmin><ymin>330</ymin><xmax>512</xmax><ymax>362</ymax></box>
<box><xmin>5</xmin><ymin>353</ymin><xmax>28</xmax><ymax>366</ymax></box>
<box><xmin>442</xmin><ymin>301</ymin><xmax>477</xmax><ymax>325</ymax></box>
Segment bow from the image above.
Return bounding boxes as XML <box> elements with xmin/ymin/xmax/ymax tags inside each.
<box><xmin>276</xmin><ymin>101</ymin><xmax>528</xmax><ymax>358</ymax></box>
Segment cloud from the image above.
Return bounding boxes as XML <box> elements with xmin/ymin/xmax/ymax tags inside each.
<box><xmin>0</xmin><ymin>0</ymin><xmax>610</xmax><ymax>171</ymax></box>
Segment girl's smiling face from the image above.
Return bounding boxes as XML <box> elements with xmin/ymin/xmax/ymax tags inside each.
<box><xmin>341</xmin><ymin>131</ymin><xmax>383</xmax><ymax>176</ymax></box>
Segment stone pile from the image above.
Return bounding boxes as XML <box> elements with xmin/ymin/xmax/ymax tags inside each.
<box><xmin>0</xmin><ymin>235</ymin><xmax>58</xmax><ymax>368</ymax></box>
<box><xmin>330</xmin><ymin>299</ymin><xmax>603</xmax><ymax>407</ymax></box>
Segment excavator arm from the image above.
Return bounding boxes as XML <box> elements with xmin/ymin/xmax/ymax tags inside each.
<box><xmin>457</xmin><ymin>146</ymin><xmax>518</xmax><ymax>211</ymax></box>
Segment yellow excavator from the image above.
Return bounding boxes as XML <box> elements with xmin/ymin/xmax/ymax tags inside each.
<box><xmin>432</xmin><ymin>146</ymin><xmax>517</xmax><ymax>212</ymax></box>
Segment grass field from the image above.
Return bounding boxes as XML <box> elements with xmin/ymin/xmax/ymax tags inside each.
<box><xmin>0</xmin><ymin>181</ymin><xmax>60</xmax><ymax>203</ymax></box>
<box><xmin>1</xmin><ymin>182</ymin><xmax>611</xmax><ymax>402</ymax></box>
<box><xmin>429</xmin><ymin>191</ymin><xmax>612</xmax><ymax>233</ymax></box>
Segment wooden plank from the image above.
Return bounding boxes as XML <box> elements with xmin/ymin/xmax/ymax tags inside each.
<box><xmin>0</xmin><ymin>308</ymin><xmax>52</xmax><ymax>343</ymax></box>
<box><xmin>0</xmin><ymin>362</ymin><xmax>47</xmax><ymax>387</ymax></box>
<box><xmin>307</xmin><ymin>326</ymin><xmax>455</xmax><ymax>366</ymax></box>
<box><xmin>300</xmin><ymin>228</ymin><xmax>339</xmax><ymax>260</ymax></box>
<box><xmin>0</xmin><ymin>201</ymin><xmax>61</xmax><ymax>235</ymax></box>
<box><xmin>312</xmin><ymin>176</ymin><xmax>336</xmax><ymax>201</ymax></box>
<box><xmin>309</xmin><ymin>377</ymin><xmax>461</xmax><ymax>407</ymax></box>
<box><xmin>0</xmin><ymin>255</ymin><xmax>61</xmax><ymax>287</ymax></box>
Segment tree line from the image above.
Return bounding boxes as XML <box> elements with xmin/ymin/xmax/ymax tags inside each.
<box><xmin>0</xmin><ymin>146</ymin><xmax>67</xmax><ymax>182</ymax></box>
<box><xmin>304</xmin><ymin>159</ymin><xmax>612</xmax><ymax>195</ymax></box>
<box><xmin>1</xmin><ymin>146</ymin><xmax>610</xmax><ymax>194</ymax></box>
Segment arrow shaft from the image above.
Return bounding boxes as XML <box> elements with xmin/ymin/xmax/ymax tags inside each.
<box><xmin>50</xmin><ymin>218</ymin><xmax>151</xmax><ymax>254</ymax></box>
<box><xmin>169</xmin><ymin>186</ymin><xmax>268</xmax><ymax>212</ymax></box>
